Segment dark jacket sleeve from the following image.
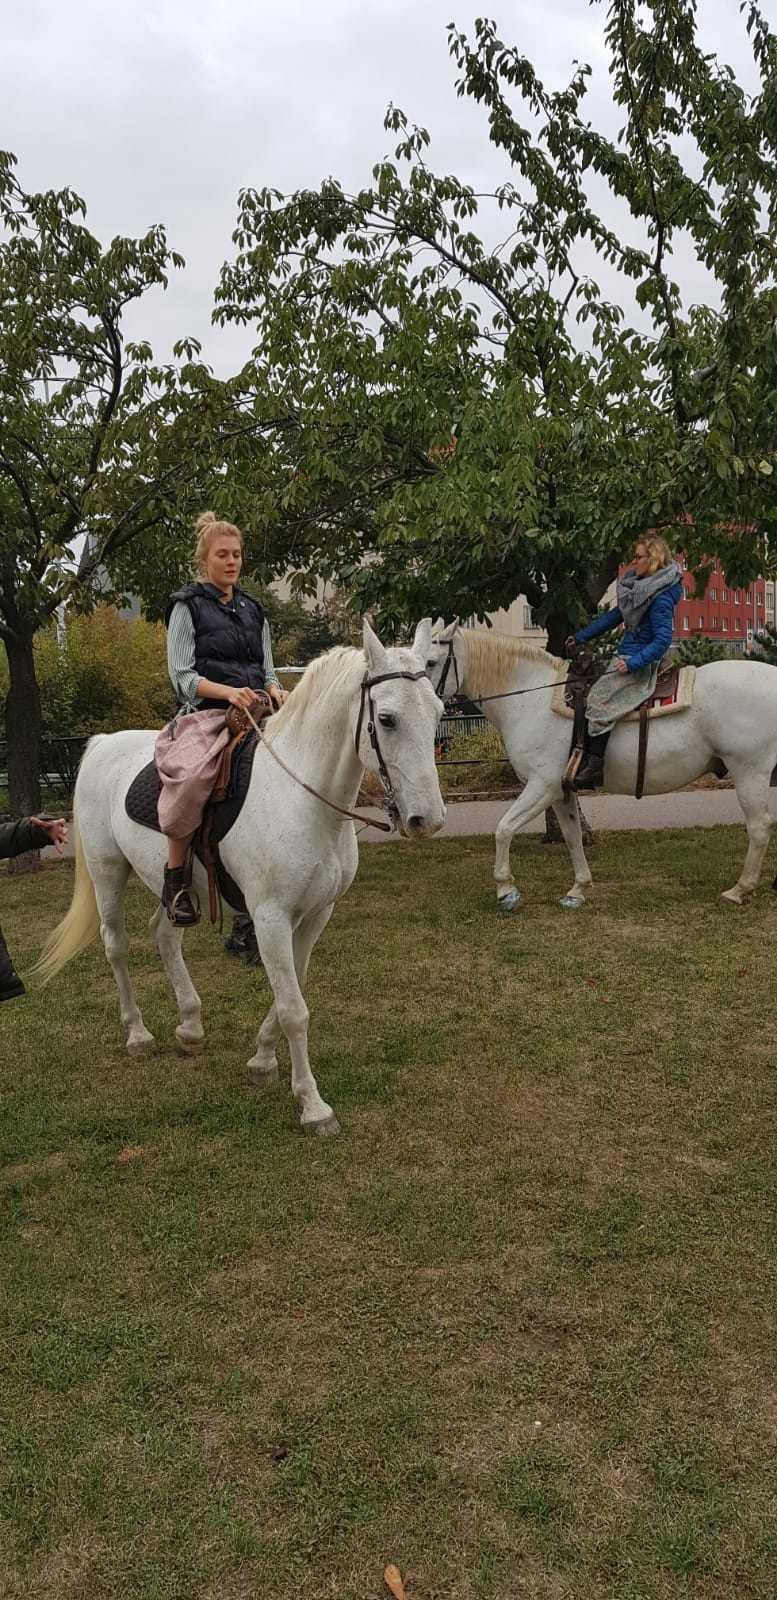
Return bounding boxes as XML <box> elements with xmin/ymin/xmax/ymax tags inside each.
<box><xmin>576</xmin><ymin>605</ymin><xmax>623</xmax><ymax>644</ymax></box>
<box><xmin>624</xmin><ymin>591</ymin><xmax>675</xmax><ymax>671</ymax></box>
<box><xmin>0</xmin><ymin>818</ymin><xmax>50</xmax><ymax>860</ymax></box>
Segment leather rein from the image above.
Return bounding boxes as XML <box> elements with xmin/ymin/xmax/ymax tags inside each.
<box><xmin>244</xmin><ymin>667</ymin><xmax>428</xmax><ymax>835</ymax></box>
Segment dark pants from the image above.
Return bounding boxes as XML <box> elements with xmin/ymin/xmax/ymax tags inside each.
<box><xmin>0</xmin><ymin>925</ymin><xmax>25</xmax><ymax>999</ymax></box>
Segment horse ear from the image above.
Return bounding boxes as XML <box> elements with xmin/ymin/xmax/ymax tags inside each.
<box><xmin>440</xmin><ymin>618</ymin><xmax>460</xmax><ymax>641</ymax></box>
<box><xmin>412</xmin><ymin>617</ymin><xmax>433</xmax><ymax>661</ymax></box>
<box><xmin>363</xmin><ymin>619</ymin><xmax>390</xmax><ymax>675</ymax></box>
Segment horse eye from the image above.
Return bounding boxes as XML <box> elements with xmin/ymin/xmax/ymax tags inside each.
<box><xmin>426</xmin><ymin>659</ymin><xmax>436</xmax><ymax>668</ymax></box>
<box><xmin>378</xmin><ymin>713</ymin><xmax>396</xmax><ymax>729</ymax></box>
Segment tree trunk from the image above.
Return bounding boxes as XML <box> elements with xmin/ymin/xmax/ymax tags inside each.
<box><xmin>541</xmin><ymin>613</ymin><xmax>593</xmax><ymax>845</ymax></box>
<box><xmin>3</xmin><ymin>631</ymin><xmax>43</xmax><ymax>874</ymax></box>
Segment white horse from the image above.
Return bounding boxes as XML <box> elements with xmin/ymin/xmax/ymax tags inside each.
<box><xmin>36</xmin><ymin>620</ymin><xmax>445</xmax><ymax>1135</ymax></box>
<box><xmin>427</xmin><ymin>622</ymin><xmax>777</xmax><ymax>910</ymax></box>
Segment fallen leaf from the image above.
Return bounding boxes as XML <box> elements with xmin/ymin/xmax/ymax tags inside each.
<box><xmin>384</xmin><ymin>1564</ymin><xmax>406</xmax><ymax>1600</ymax></box>
<box><xmin>116</xmin><ymin>1146</ymin><xmax>144</xmax><ymax>1166</ymax></box>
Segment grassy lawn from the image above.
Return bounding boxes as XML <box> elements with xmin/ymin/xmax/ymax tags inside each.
<box><xmin>2</xmin><ymin>828</ymin><xmax>777</xmax><ymax>1599</ymax></box>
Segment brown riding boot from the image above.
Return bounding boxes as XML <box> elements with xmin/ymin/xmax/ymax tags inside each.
<box><xmin>162</xmin><ymin>865</ymin><xmax>201</xmax><ymax>927</ymax></box>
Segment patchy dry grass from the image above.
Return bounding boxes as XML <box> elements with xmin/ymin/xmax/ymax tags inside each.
<box><xmin>2</xmin><ymin>827</ymin><xmax>777</xmax><ymax>1599</ymax></box>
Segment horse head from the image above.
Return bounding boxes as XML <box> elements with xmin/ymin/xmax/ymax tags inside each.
<box><xmin>360</xmin><ymin>618</ymin><xmax>446</xmax><ymax>839</ymax></box>
<box><xmin>423</xmin><ymin>619</ymin><xmax>463</xmax><ymax>703</ymax></box>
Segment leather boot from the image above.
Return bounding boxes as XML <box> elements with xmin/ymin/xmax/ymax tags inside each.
<box><xmin>224</xmin><ymin>913</ymin><xmax>262</xmax><ymax>967</ymax></box>
<box><xmin>0</xmin><ymin>926</ymin><xmax>26</xmax><ymax>1002</ymax></box>
<box><xmin>162</xmin><ymin>865</ymin><xmax>201</xmax><ymax>927</ymax></box>
<box><xmin>572</xmin><ymin>730</ymin><xmax>611</xmax><ymax>792</ymax></box>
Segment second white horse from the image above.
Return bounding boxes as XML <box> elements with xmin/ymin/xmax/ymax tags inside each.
<box><xmin>427</xmin><ymin>623</ymin><xmax>777</xmax><ymax>910</ymax></box>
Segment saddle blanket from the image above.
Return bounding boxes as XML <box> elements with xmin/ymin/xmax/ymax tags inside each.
<box><xmin>551</xmin><ymin>663</ymin><xmax>696</xmax><ymax>722</ymax></box>
<box><xmin>125</xmin><ymin>734</ymin><xmax>259</xmax><ymax>914</ymax></box>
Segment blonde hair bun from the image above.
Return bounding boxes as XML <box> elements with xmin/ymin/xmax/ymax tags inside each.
<box><xmin>193</xmin><ymin>511</ymin><xmax>244</xmax><ymax>577</ymax></box>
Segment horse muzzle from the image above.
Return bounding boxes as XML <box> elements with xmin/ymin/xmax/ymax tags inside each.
<box><xmin>398</xmin><ymin>806</ymin><xmax>446</xmax><ymax>840</ymax></box>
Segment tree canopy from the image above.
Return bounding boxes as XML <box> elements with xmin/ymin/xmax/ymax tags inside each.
<box><xmin>0</xmin><ymin>153</ymin><xmax>271</xmax><ymax>811</ymax></box>
<box><xmin>214</xmin><ymin>0</ymin><xmax>777</xmax><ymax>646</ymax></box>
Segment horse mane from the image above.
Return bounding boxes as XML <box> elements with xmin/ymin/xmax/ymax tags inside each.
<box><xmin>460</xmin><ymin>629</ymin><xmax>564</xmax><ymax>697</ymax></box>
<box><xmin>267</xmin><ymin>647</ymin><xmax>364</xmax><ymax>731</ymax></box>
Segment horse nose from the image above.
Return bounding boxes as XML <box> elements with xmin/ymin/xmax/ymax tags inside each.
<box><xmin>406</xmin><ymin>814</ymin><xmax>428</xmax><ymax>836</ymax></box>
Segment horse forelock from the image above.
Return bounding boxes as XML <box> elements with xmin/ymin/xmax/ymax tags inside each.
<box><xmin>460</xmin><ymin>630</ymin><xmax>564</xmax><ymax>698</ymax></box>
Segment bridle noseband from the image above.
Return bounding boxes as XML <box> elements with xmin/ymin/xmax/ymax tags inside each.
<box><xmin>354</xmin><ymin>668</ymin><xmax>429</xmax><ymax>824</ymax></box>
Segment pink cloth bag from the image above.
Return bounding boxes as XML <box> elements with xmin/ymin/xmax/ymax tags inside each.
<box><xmin>154</xmin><ymin>709</ymin><xmax>231</xmax><ymax>838</ymax></box>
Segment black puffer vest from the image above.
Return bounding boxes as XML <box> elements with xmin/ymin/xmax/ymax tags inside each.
<box><xmin>165</xmin><ymin>583</ymin><xmax>266</xmax><ymax>711</ymax></box>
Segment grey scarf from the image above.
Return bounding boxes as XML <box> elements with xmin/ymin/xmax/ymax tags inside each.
<box><xmin>617</xmin><ymin>560</ymin><xmax>681</xmax><ymax>630</ymax></box>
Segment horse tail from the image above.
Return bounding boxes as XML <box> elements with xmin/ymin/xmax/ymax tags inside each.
<box><xmin>32</xmin><ymin>812</ymin><xmax>101</xmax><ymax>984</ymax></box>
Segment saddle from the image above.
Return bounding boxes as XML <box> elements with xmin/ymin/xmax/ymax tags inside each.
<box><xmin>125</xmin><ymin>697</ymin><xmax>274</xmax><ymax>922</ymax></box>
<box><xmin>559</xmin><ymin>655</ymin><xmax>693</xmax><ymax>799</ymax></box>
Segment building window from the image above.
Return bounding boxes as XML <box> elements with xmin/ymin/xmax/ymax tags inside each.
<box><xmin>682</xmin><ymin>617</ymin><xmax>689</xmax><ymax>631</ymax></box>
<box><xmin>746</xmin><ymin>589</ymin><xmax>752</xmax><ymax>602</ymax></box>
<box><xmin>722</xmin><ymin>588</ymin><xmax>728</xmax><ymax>602</ymax></box>
<box><xmin>722</xmin><ymin>618</ymin><xmax>728</xmax><ymax>631</ymax></box>
<box><xmin>733</xmin><ymin>590</ymin><xmax>740</xmax><ymax>603</ymax></box>
<box><xmin>710</xmin><ymin>587</ymin><xmax>718</xmax><ymax>600</ymax></box>
<box><xmin>757</xmin><ymin>595</ymin><xmax>764</xmax><ymax>607</ymax></box>
<box><xmin>523</xmin><ymin>605</ymin><xmax>541</xmax><ymax>631</ymax></box>
<box><xmin>735</xmin><ymin>618</ymin><xmax>742</xmax><ymax>631</ymax></box>
<box><xmin>698</xmin><ymin>615</ymin><xmax>705</xmax><ymax>628</ymax></box>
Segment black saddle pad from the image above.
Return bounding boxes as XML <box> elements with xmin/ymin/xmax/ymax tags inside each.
<box><xmin>125</xmin><ymin>734</ymin><xmax>259</xmax><ymax>914</ymax></box>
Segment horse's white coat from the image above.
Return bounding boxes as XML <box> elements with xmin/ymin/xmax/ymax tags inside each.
<box><xmin>38</xmin><ymin>621</ymin><xmax>445</xmax><ymax>1133</ymax></box>
<box><xmin>428</xmin><ymin>624</ymin><xmax>777</xmax><ymax>908</ymax></box>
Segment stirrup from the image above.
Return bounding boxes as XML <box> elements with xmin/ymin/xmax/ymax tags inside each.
<box><xmin>163</xmin><ymin>868</ymin><xmax>201</xmax><ymax>927</ymax></box>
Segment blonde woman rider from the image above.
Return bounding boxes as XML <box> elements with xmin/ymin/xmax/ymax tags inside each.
<box><xmin>155</xmin><ymin>512</ymin><xmax>287</xmax><ymax>924</ymax></box>
<box><xmin>568</xmin><ymin>535</ymin><xmax>683</xmax><ymax>791</ymax></box>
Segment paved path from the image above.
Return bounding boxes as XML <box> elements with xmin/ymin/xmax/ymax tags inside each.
<box><xmin>40</xmin><ymin>787</ymin><xmax>777</xmax><ymax>859</ymax></box>
<box><xmin>355</xmin><ymin>788</ymin><xmax>777</xmax><ymax>842</ymax></box>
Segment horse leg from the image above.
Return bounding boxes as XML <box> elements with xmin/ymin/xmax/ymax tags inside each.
<box><xmin>249</xmin><ymin>907</ymin><xmax>339</xmax><ymax>1135</ymax></box>
<box><xmin>551</xmin><ymin>792</ymin><xmax>595</xmax><ymax>908</ymax></box>
<box><xmin>248</xmin><ymin>903</ymin><xmax>334</xmax><ymax>1086</ymax></box>
<box><xmin>153</xmin><ymin>909</ymin><xmax>205</xmax><ymax>1055</ymax></box>
<box><xmin>722</xmin><ymin>766</ymin><xmax>773</xmax><ymax>905</ymax></box>
<box><xmin>93</xmin><ymin>858</ymin><xmax>155</xmax><ymax>1053</ymax></box>
<box><xmin>493</xmin><ymin>778</ymin><xmax>556</xmax><ymax>911</ymax></box>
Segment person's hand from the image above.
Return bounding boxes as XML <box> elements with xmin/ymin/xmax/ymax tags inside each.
<box><xmin>615</xmin><ymin>657</ymin><xmax>630</xmax><ymax>675</ymax></box>
<box><xmin>565</xmin><ymin>636</ymin><xmax>580</xmax><ymax>659</ymax></box>
<box><xmin>227</xmin><ymin>686</ymin><xmax>261</xmax><ymax>711</ymax></box>
<box><xmin>31</xmin><ymin>816</ymin><xmax>68</xmax><ymax>854</ymax></box>
<box><xmin>267</xmin><ymin>683</ymin><xmax>288</xmax><ymax>710</ymax></box>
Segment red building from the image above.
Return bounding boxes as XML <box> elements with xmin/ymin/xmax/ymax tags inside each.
<box><xmin>673</xmin><ymin>556</ymin><xmax>772</xmax><ymax>654</ymax></box>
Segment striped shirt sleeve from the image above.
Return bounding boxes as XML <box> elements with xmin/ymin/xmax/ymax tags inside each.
<box><xmin>167</xmin><ymin>603</ymin><xmax>201</xmax><ymax>709</ymax></box>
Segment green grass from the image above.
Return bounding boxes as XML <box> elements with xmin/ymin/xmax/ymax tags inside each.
<box><xmin>2</xmin><ymin>827</ymin><xmax>777</xmax><ymax>1598</ymax></box>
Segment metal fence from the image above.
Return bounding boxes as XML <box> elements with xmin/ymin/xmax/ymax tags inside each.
<box><xmin>0</xmin><ymin>709</ymin><xmax>507</xmax><ymax>815</ymax></box>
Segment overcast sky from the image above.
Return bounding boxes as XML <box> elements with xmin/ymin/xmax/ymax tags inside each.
<box><xmin>6</xmin><ymin>0</ymin><xmax>759</xmax><ymax>374</ymax></box>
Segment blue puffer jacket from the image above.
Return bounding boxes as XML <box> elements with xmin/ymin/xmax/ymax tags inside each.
<box><xmin>575</xmin><ymin>581</ymin><xmax>683</xmax><ymax>672</ymax></box>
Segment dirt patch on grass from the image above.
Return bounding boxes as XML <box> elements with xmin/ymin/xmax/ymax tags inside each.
<box><xmin>1</xmin><ymin>1150</ymin><xmax>72</xmax><ymax>1186</ymax></box>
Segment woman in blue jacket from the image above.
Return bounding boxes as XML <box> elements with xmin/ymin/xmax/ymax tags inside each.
<box><xmin>568</xmin><ymin>536</ymin><xmax>683</xmax><ymax>790</ymax></box>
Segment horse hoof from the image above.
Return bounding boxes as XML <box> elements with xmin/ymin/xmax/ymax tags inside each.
<box><xmin>560</xmin><ymin>894</ymin><xmax>585</xmax><ymax>910</ymax></box>
<box><xmin>721</xmin><ymin>888</ymin><xmax>745</xmax><ymax>906</ymax></box>
<box><xmin>497</xmin><ymin>889</ymin><xmax>522</xmax><ymax>914</ymax></box>
<box><xmin>248</xmin><ymin>1062</ymin><xmax>279</xmax><ymax>1087</ymax></box>
<box><xmin>127</xmin><ymin>1030</ymin><xmax>155</xmax><ymax>1054</ymax></box>
<box><xmin>303</xmin><ymin>1115</ymin><xmax>341</xmax><ymax>1137</ymax></box>
<box><xmin>175</xmin><ymin>1028</ymin><xmax>204</xmax><ymax>1056</ymax></box>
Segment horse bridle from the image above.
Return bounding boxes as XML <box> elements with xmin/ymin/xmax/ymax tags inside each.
<box><xmin>245</xmin><ymin>665</ymin><xmax>430</xmax><ymax>834</ymax></box>
<box><xmin>433</xmin><ymin>637</ymin><xmax>460</xmax><ymax>701</ymax></box>
<box><xmin>354</xmin><ymin>668</ymin><xmax>428</xmax><ymax>824</ymax></box>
